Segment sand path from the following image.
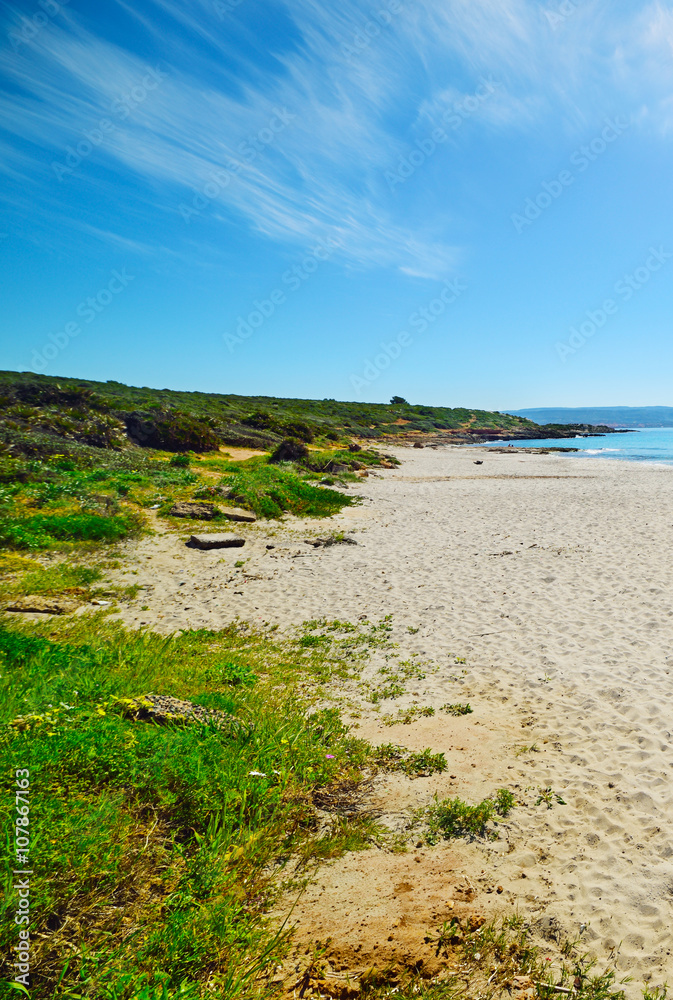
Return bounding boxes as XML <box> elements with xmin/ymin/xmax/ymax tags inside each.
<box><xmin>109</xmin><ymin>446</ymin><xmax>673</xmax><ymax>991</ymax></box>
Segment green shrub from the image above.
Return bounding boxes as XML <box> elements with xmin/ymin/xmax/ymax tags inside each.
<box><xmin>125</xmin><ymin>411</ymin><xmax>220</xmax><ymax>452</ymax></box>
<box><xmin>281</xmin><ymin>419</ymin><xmax>314</xmax><ymax>442</ymax></box>
<box><xmin>269</xmin><ymin>438</ymin><xmax>309</xmax><ymax>464</ymax></box>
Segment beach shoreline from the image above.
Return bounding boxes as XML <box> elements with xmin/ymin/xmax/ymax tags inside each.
<box><xmin>107</xmin><ymin>443</ymin><xmax>673</xmax><ymax>992</ymax></box>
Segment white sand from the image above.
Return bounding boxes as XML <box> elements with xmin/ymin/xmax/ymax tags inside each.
<box><xmin>110</xmin><ymin>445</ymin><xmax>673</xmax><ymax>989</ymax></box>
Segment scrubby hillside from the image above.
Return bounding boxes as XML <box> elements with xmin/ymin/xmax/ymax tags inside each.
<box><xmin>0</xmin><ymin>371</ymin><xmax>616</xmax><ymax>456</ymax></box>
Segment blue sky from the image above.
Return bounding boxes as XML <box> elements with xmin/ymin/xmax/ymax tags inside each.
<box><xmin>1</xmin><ymin>0</ymin><xmax>672</xmax><ymax>408</ymax></box>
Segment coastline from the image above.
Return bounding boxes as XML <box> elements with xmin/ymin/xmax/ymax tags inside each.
<box><xmin>107</xmin><ymin>443</ymin><xmax>673</xmax><ymax>993</ymax></box>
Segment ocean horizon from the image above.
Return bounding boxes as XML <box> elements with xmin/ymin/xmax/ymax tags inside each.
<box><xmin>481</xmin><ymin>426</ymin><xmax>673</xmax><ymax>466</ymax></box>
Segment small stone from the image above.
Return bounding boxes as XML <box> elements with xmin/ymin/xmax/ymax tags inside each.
<box><xmin>187</xmin><ymin>533</ymin><xmax>245</xmax><ymax>550</ymax></box>
<box><xmin>413</xmin><ymin>442</ymin><xmax>424</xmax><ymax>449</ymax></box>
<box><xmin>220</xmin><ymin>507</ymin><xmax>256</xmax><ymax>523</ymax></box>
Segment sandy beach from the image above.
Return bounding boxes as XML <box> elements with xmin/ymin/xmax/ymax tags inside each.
<box><xmin>109</xmin><ymin>444</ymin><xmax>673</xmax><ymax>992</ymax></box>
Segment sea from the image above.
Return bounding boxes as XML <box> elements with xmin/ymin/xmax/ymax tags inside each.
<box><xmin>480</xmin><ymin>427</ymin><xmax>673</xmax><ymax>466</ymax></box>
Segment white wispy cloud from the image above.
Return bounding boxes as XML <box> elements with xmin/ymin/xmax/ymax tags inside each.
<box><xmin>0</xmin><ymin>0</ymin><xmax>670</xmax><ymax>276</ymax></box>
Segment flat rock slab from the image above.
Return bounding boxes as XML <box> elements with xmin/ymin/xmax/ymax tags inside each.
<box><xmin>220</xmin><ymin>507</ymin><xmax>256</xmax><ymax>523</ymax></box>
<box><xmin>5</xmin><ymin>595</ymin><xmax>80</xmax><ymax>614</ymax></box>
<box><xmin>188</xmin><ymin>533</ymin><xmax>245</xmax><ymax>549</ymax></box>
<box><xmin>169</xmin><ymin>501</ymin><xmax>216</xmax><ymax>519</ymax></box>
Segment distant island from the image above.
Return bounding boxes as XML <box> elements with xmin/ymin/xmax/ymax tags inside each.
<box><xmin>0</xmin><ymin>371</ymin><xmax>628</xmax><ymax>453</ymax></box>
<box><xmin>509</xmin><ymin>406</ymin><xmax>673</xmax><ymax>428</ymax></box>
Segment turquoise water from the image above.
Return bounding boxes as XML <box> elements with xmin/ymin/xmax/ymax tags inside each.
<box><xmin>481</xmin><ymin>427</ymin><xmax>673</xmax><ymax>466</ymax></box>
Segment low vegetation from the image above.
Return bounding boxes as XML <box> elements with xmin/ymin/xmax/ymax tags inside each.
<box><xmin>221</xmin><ymin>463</ymin><xmax>356</xmax><ymax>519</ymax></box>
<box><xmin>0</xmin><ymin>616</ymin><xmax>398</xmax><ymax>998</ymax></box>
<box><xmin>440</xmin><ymin>702</ymin><xmax>473</xmax><ymax>716</ymax></box>
<box><xmin>426</xmin><ymin>788</ymin><xmax>516</xmax><ymax>841</ymax></box>
<box><xmin>0</xmin><ymin>370</ymin><xmax>599</xmax><ymax>457</ymax></box>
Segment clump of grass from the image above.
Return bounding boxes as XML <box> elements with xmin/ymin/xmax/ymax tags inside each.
<box><xmin>10</xmin><ymin>563</ymin><xmax>103</xmax><ymax>596</ymax></box>
<box><xmin>301</xmin><ymin>815</ymin><xmax>387</xmax><ymax>862</ymax></box>
<box><xmin>426</xmin><ymin>787</ymin><xmax>515</xmax><ymax>841</ymax></box>
<box><xmin>382</xmin><ymin>704</ymin><xmax>435</xmax><ymax>725</ymax></box>
<box><xmin>440</xmin><ymin>702</ymin><xmax>472</xmax><ymax>716</ymax></box>
<box><xmin>374</xmin><ymin>744</ymin><xmax>446</xmax><ymax>776</ymax></box>
<box><xmin>222</xmin><ymin>464</ymin><xmax>357</xmax><ymax>519</ymax></box>
<box><xmin>0</xmin><ymin>512</ymin><xmax>141</xmax><ymax>549</ymax></box>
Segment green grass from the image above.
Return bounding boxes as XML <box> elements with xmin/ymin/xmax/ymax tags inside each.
<box><xmin>0</xmin><ymin>617</ymin><xmax>403</xmax><ymax>999</ymax></box>
<box><xmin>222</xmin><ymin>463</ymin><xmax>357</xmax><ymax>518</ymax></box>
<box><xmin>5</xmin><ymin>563</ymin><xmax>103</xmax><ymax>596</ymax></box>
<box><xmin>0</xmin><ymin>513</ymin><xmax>141</xmax><ymax>550</ymax></box>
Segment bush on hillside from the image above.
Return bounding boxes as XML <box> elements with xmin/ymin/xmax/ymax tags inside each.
<box><xmin>269</xmin><ymin>438</ymin><xmax>309</xmax><ymax>464</ymax></box>
<box><xmin>125</xmin><ymin>410</ymin><xmax>221</xmax><ymax>452</ymax></box>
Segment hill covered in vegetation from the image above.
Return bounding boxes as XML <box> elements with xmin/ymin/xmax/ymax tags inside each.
<box><xmin>0</xmin><ymin>370</ymin><xmax>617</xmax><ymax>457</ymax></box>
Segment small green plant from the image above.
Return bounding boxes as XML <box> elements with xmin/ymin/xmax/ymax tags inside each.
<box><xmin>423</xmin><ymin>919</ymin><xmax>461</xmax><ymax>956</ymax></box>
<box><xmin>234</xmin><ymin>559</ymin><xmax>245</xmax><ymax>568</ymax></box>
<box><xmin>536</xmin><ymin>786</ymin><xmax>567</xmax><ymax>808</ymax></box>
<box><xmin>426</xmin><ymin>787</ymin><xmax>515</xmax><ymax>841</ymax></box>
<box><xmin>169</xmin><ymin>453</ymin><xmax>191</xmax><ymax>467</ymax></box>
<box><xmin>455</xmin><ymin>656</ymin><xmax>467</xmax><ymax>664</ymax></box>
<box><xmin>643</xmin><ymin>987</ymin><xmax>668</xmax><ymax>1000</ymax></box>
<box><xmin>427</xmin><ymin>795</ymin><xmax>495</xmax><ymax>840</ymax></box>
<box><xmin>494</xmin><ymin>788</ymin><xmax>516</xmax><ymax>816</ymax></box>
<box><xmin>407</xmin><ymin>626</ymin><xmax>419</xmax><ymax>634</ymax></box>
<box><xmin>440</xmin><ymin>702</ymin><xmax>472</xmax><ymax>716</ymax></box>
<box><xmin>219</xmin><ymin>661</ymin><xmax>257</xmax><ymax>687</ymax></box>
